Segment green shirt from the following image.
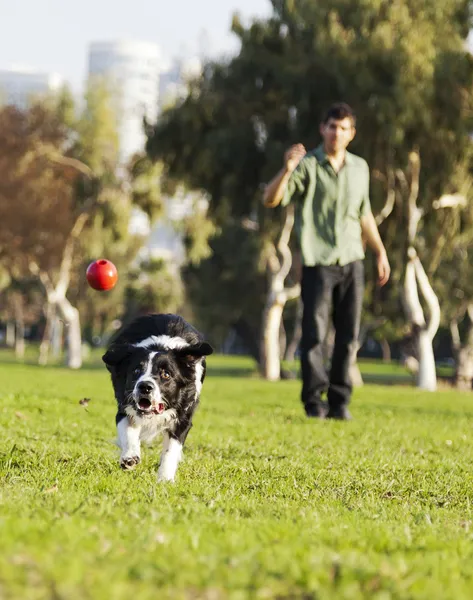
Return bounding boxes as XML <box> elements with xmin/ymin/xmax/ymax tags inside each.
<box><xmin>282</xmin><ymin>144</ymin><xmax>371</xmax><ymax>267</ymax></box>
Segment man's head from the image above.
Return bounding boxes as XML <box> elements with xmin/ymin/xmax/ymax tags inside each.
<box><xmin>320</xmin><ymin>103</ymin><xmax>356</xmax><ymax>154</ymax></box>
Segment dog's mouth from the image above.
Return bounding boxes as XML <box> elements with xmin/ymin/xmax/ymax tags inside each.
<box><xmin>136</xmin><ymin>398</ymin><xmax>166</xmax><ymax>415</ymax></box>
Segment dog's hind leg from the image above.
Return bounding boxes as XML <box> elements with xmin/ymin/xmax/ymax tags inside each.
<box><xmin>117</xmin><ymin>414</ymin><xmax>142</xmax><ymax>470</ymax></box>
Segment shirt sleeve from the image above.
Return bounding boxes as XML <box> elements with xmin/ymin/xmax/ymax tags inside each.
<box><xmin>359</xmin><ymin>162</ymin><xmax>372</xmax><ymax>217</ymax></box>
<box><xmin>281</xmin><ymin>160</ymin><xmax>308</xmax><ymax>207</ymax></box>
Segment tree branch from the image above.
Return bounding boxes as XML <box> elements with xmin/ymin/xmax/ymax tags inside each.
<box><xmin>265</xmin><ymin>241</ymin><xmax>281</xmax><ymax>277</ymax></box>
<box><xmin>56</xmin><ymin>207</ymin><xmax>92</xmax><ymax>297</ymax></box>
<box><xmin>450</xmin><ymin>319</ymin><xmax>461</xmax><ymax>352</ymax></box>
<box><xmin>284</xmin><ymin>283</ymin><xmax>301</xmax><ymax>302</ymax></box>
<box><xmin>432</xmin><ymin>193</ymin><xmax>467</xmax><ymax>210</ymax></box>
<box><xmin>38</xmin><ymin>144</ymin><xmax>94</xmax><ymax>178</ymax></box>
<box><xmin>403</xmin><ymin>249</ymin><xmax>426</xmax><ymax>328</ymax></box>
<box><xmin>375</xmin><ymin>167</ymin><xmax>396</xmax><ymax>226</ymax></box>
<box><xmin>276</xmin><ymin>204</ymin><xmax>295</xmax><ymax>285</ymax></box>
<box><xmin>413</xmin><ymin>253</ymin><xmax>440</xmax><ymax>340</ymax></box>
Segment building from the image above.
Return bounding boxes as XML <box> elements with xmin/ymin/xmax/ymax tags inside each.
<box><xmin>0</xmin><ymin>68</ymin><xmax>63</xmax><ymax>109</ymax></box>
<box><xmin>158</xmin><ymin>56</ymin><xmax>202</xmax><ymax>110</ymax></box>
<box><xmin>87</xmin><ymin>40</ymin><xmax>161</xmax><ymax>162</ymax></box>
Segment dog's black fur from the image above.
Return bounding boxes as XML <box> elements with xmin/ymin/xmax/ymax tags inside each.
<box><xmin>102</xmin><ymin>313</ymin><xmax>213</xmax><ymax>479</ymax></box>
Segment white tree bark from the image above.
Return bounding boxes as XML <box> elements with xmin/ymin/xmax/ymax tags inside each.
<box><xmin>27</xmin><ymin>151</ymin><xmax>95</xmax><ymax>368</ymax></box>
<box><xmin>6</xmin><ymin>321</ymin><xmax>15</xmax><ymax>347</ymax></box>
<box><xmin>33</xmin><ymin>275</ymin><xmax>83</xmax><ymax>370</ymax></box>
<box><xmin>261</xmin><ymin>297</ymin><xmax>286</xmax><ymax>380</ymax></box>
<box><xmin>451</xmin><ymin>305</ymin><xmax>473</xmax><ymax>390</ymax></box>
<box><xmin>31</xmin><ymin>210</ymin><xmax>90</xmax><ymax>369</ymax></box>
<box><xmin>13</xmin><ymin>296</ymin><xmax>25</xmax><ymax>360</ymax></box>
<box><xmin>57</xmin><ymin>297</ymin><xmax>82</xmax><ymax>369</ymax></box>
<box><xmin>39</xmin><ymin>301</ymin><xmax>55</xmax><ymax>365</ymax></box>
<box><xmin>260</xmin><ymin>205</ymin><xmax>300</xmax><ymax>380</ymax></box>
<box><xmin>51</xmin><ymin>315</ymin><xmax>64</xmax><ymax>358</ymax></box>
<box><xmin>349</xmin><ymin>346</ymin><xmax>364</xmax><ymax>387</ymax></box>
<box><xmin>403</xmin><ymin>250</ymin><xmax>439</xmax><ymax>391</ymax></box>
<box><xmin>399</xmin><ymin>150</ymin><xmax>441</xmax><ymax>391</ymax></box>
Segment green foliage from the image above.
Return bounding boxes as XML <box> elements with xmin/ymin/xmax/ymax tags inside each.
<box><xmin>74</xmin><ymin>80</ymin><xmax>120</xmax><ymax>177</ymax></box>
<box><xmin>129</xmin><ymin>155</ymin><xmax>164</xmax><ymax>222</ymax></box>
<box><xmin>122</xmin><ymin>257</ymin><xmax>184</xmax><ymax>324</ymax></box>
<box><xmin>147</xmin><ymin>0</ymin><xmax>473</xmax><ymax>348</ymax></box>
<box><xmin>184</xmin><ymin>222</ymin><xmax>267</xmax><ymax>351</ymax></box>
<box><xmin>66</xmin><ymin>92</ymin><xmax>166</xmax><ymax>337</ymax></box>
<box><xmin>2</xmin><ymin>360</ymin><xmax>473</xmax><ymax>598</ymax></box>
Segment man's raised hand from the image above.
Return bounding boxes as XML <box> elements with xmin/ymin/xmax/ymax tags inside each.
<box><xmin>284</xmin><ymin>144</ymin><xmax>306</xmax><ymax>173</ymax></box>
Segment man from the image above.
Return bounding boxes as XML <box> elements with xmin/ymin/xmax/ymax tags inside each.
<box><xmin>263</xmin><ymin>103</ymin><xmax>390</xmax><ymax>420</ymax></box>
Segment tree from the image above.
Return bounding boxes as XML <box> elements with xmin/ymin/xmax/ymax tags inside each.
<box><xmin>147</xmin><ymin>0</ymin><xmax>473</xmax><ymax>386</ymax></box>
<box><xmin>0</xmin><ymin>83</ymin><xmax>166</xmax><ymax>367</ymax></box>
<box><xmin>0</xmin><ymin>102</ymin><xmax>89</xmax><ymax>366</ymax></box>
<box><xmin>183</xmin><ymin>221</ymin><xmax>267</xmax><ymax>358</ymax></box>
<box><xmin>122</xmin><ymin>257</ymin><xmax>184</xmax><ymax>325</ymax></box>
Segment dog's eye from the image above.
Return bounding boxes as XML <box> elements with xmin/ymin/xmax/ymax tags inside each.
<box><xmin>160</xmin><ymin>370</ymin><xmax>171</xmax><ymax>380</ymax></box>
<box><xmin>133</xmin><ymin>367</ymin><xmax>142</xmax><ymax>376</ymax></box>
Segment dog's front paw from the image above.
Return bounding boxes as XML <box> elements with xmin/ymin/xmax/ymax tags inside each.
<box><xmin>120</xmin><ymin>455</ymin><xmax>140</xmax><ymax>470</ymax></box>
<box><xmin>157</xmin><ymin>469</ymin><xmax>175</xmax><ymax>483</ymax></box>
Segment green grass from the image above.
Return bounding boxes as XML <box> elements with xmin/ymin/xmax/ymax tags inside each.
<box><xmin>1</xmin><ymin>356</ymin><xmax>473</xmax><ymax>599</ymax></box>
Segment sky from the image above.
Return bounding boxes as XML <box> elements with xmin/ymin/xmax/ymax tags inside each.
<box><xmin>0</xmin><ymin>0</ymin><xmax>271</xmax><ymax>92</ymax></box>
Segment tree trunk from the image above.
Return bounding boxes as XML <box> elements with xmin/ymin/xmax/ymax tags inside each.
<box><xmin>57</xmin><ymin>297</ymin><xmax>82</xmax><ymax>369</ymax></box>
<box><xmin>39</xmin><ymin>301</ymin><xmax>55</xmax><ymax>366</ymax></box>
<box><xmin>454</xmin><ymin>345</ymin><xmax>473</xmax><ymax>390</ymax></box>
<box><xmin>279</xmin><ymin>318</ymin><xmax>287</xmax><ymax>360</ymax></box>
<box><xmin>400</xmin><ymin>150</ymin><xmax>440</xmax><ymax>391</ymax></box>
<box><xmin>51</xmin><ymin>315</ymin><xmax>64</xmax><ymax>358</ymax></box>
<box><xmin>403</xmin><ymin>251</ymin><xmax>439</xmax><ymax>391</ymax></box>
<box><xmin>451</xmin><ymin>307</ymin><xmax>473</xmax><ymax>390</ymax></box>
<box><xmin>259</xmin><ymin>205</ymin><xmax>300</xmax><ymax>380</ymax></box>
<box><xmin>349</xmin><ymin>341</ymin><xmax>363</xmax><ymax>387</ymax></box>
<box><xmin>6</xmin><ymin>321</ymin><xmax>15</xmax><ymax>347</ymax></box>
<box><xmin>30</xmin><ymin>209</ymin><xmax>91</xmax><ymax>370</ymax></box>
<box><xmin>261</xmin><ymin>298</ymin><xmax>285</xmax><ymax>380</ymax></box>
<box><xmin>417</xmin><ymin>328</ymin><xmax>437</xmax><ymax>391</ymax></box>
<box><xmin>13</xmin><ymin>296</ymin><xmax>25</xmax><ymax>360</ymax></box>
<box><xmin>380</xmin><ymin>338</ymin><xmax>391</xmax><ymax>363</ymax></box>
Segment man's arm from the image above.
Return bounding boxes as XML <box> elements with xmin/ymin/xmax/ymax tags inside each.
<box><xmin>263</xmin><ymin>144</ymin><xmax>306</xmax><ymax>208</ymax></box>
<box><xmin>360</xmin><ymin>212</ymin><xmax>391</xmax><ymax>286</ymax></box>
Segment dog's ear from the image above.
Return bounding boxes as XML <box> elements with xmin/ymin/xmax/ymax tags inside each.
<box><xmin>175</xmin><ymin>342</ymin><xmax>213</xmax><ymax>363</ymax></box>
<box><xmin>102</xmin><ymin>343</ymin><xmax>134</xmax><ymax>369</ymax></box>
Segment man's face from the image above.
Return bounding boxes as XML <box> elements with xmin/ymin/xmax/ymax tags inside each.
<box><xmin>320</xmin><ymin>117</ymin><xmax>355</xmax><ymax>153</ymax></box>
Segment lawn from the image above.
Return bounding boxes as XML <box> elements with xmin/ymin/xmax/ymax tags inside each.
<box><xmin>1</xmin><ymin>355</ymin><xmax>473</xmax><ymax>599</ymax></box>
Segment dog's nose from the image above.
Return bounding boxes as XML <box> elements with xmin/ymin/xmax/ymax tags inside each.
<box><xmin>137</xmin><ymin>381</ymin><xmax>154</xmax><ymax>395</ymax></box>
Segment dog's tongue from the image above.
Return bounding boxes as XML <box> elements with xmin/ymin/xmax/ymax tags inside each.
<box><xmin>153</xmin><ymin>403</ymin><xmax>165</xmax><ymax>414</ymax></box>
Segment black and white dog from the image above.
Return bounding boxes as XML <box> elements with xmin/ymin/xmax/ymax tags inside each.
<box><xmin>102</xmin><ymin>313</ymin><xmax>213</xmax><ymax>482</ymax></box>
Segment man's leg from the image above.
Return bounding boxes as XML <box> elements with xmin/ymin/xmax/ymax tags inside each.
<box><xmin>300</xmin><ymin>265</ymin><xmax>335</xmax><ymax>416</ymax></box>
<box><xmin>327</xmin><ymin>261</ymin><xmax>364</xmax><ymax>418</ymax></box>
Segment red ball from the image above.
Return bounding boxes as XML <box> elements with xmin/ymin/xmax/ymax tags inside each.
<box><xmin>86</xmin><ymin>259</ymin><xmax>118</xmax><ymax>291</ymax></box>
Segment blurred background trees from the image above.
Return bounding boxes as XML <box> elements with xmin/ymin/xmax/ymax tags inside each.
<box><xmin>2</xmin><ymin>0</ymin><xmax>473</xmax><ymax>390</ymax></box>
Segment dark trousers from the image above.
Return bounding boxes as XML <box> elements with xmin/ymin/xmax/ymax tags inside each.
<box><xmin>300</xmin><ymin>261</ymin><xmax>364</xmax><ymax>411</ymax></box>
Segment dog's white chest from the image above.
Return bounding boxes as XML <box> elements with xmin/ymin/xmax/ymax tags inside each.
<box><xmin>138</xmin><ymin>409</ymin><xmax>177</xmax><ymax>443</ymax></box>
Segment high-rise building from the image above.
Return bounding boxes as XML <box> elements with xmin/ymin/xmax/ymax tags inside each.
<box><xmin>0</xmin><ymin>68</ymin><xmax>63</xmax><ymax>109</ymax></box>
<box><xmin>158</xmin><ymin>56</ymin><xmax>202</xmax><ymax>110</ymax></box>
<box><xmin>87</xmin><ymin>40</ymin><xmax>161</xmax><ymax>162</ymax></box>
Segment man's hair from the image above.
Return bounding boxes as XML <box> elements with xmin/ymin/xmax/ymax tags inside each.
<box><xmin>321</xmin><ymin>103</ymin><xmax>356</xmax><ymax>127</ymax></box>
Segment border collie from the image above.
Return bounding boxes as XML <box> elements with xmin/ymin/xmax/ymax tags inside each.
<box><xmin>102</xmin><ymin>314</ymin><xmax>213</xmax><ymax>482</ymax></box>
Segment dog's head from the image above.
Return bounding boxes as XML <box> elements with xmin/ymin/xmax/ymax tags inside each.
<box><xmin>102</xmin><ymin>341</ymin><xmax>213</xmax><ymax>416</ymax></box>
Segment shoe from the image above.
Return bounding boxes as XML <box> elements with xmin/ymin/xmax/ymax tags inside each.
<box><xmin>305</xmin><ymin>404</ymin><xmax>327</xmax><ymax>419</ymax></box>
<box><xmin>326</xmin><ymin>406</ymin><xmax>352</xmax><ymax>420</ymax></box>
